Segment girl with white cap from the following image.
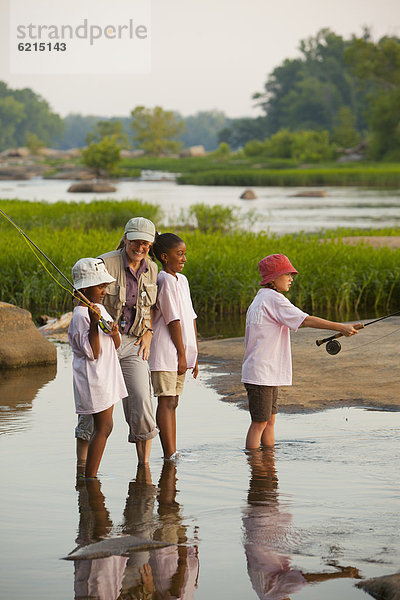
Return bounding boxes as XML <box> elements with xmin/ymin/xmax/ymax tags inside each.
<box><xmin>75</xmin><ymin>217</ymin><xmax>159</xmax><ymax>466</ymax></box>
<box><xmin>241</xmin><ymin>254</ymin><xmax>360</xmax><ymax>450</ymax></box>
<box><xmin>69</xmin><ymin>258</ymin><xmax>127</xmax><ymax>478</ymax></box>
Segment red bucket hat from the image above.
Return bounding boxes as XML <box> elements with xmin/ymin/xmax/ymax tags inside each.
<box><xmin>258</xmin><ymin>254</ymin><xmax>298</xmax><ymax>286</ymax></box>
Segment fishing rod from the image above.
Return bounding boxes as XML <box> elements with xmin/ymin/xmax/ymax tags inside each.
<box><xmin>316</xmin><ymin>309</ymin><xmax>400</xmax><ymax>355</ymax></box>
<box><xmin>0</xmin><ymin>208</ymin><xmax>112</xmax><ymax>333</ymax></box>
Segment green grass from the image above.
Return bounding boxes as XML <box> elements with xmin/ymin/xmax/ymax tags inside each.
<box><xmin>177</xmin><ymin>165</ymin><xmax>400</xmax><ymax>187</ymax></box>
<box><xmin>0</xmin><ymin>199</ymin><xmax>162</xmax><ymax>231</ymax></box>
<box><xmin>1</xmin><ymin>199</ymin><xmax>399</xmax><ymax>322</ymax></box>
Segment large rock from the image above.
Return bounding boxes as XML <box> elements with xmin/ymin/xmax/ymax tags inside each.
<box><xmin>291</xmin><ymin>190</ymin><xmax>327</xmax><ymax>198</ymax></box>
<box><xmin>356</xmin><ymin>573</ymin><xmax>400</xmax><ymax>600</ymax></box>
<box><xmin>68</xmin><ymin>182</ymin><xmax>117</xmax><ymax>193</ymax></box>
<box><xmin>240</xmin><ymin>189</ymin><xmax>257</xmax><ymax>200</ymax></box>
<box><xmin>0</xmin><ymin>302</ymin><xmax>57</xmax><ymax>368</ymax></box>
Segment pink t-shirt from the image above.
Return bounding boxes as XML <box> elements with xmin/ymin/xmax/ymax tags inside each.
<box><xmin>149</xmin><ymin>271</ymin><xmax>197</xmax><ymax>372</ymax></box>
<box><xmin>241</xmin><ymin>288</ymin><xmax>308</xmax><ymax>386</ymax></box>
<box><xmin>68</xmin><ymin>304</ymin><xmax>127</xmax><ymax>414</ymax></box>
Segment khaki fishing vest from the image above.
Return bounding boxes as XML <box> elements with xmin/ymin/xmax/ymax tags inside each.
<box><xmin>99</xmin><ymin>249</ymin><xmax>158</xmax><ymax>337</ymax></box>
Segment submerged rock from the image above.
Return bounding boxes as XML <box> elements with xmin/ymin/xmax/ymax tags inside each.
<box><xmin>356</xmin><ymin>573</ymin><xmax>400</xmax><ymax>600</ymax></box>
<box><xmin>291</xmin><ymin>190</ymin><xmax>327</xmax><ymax>198</ymax></box>
<box><xmin>0</xmin><ymin>302</ymin><xmax>57</xmax><ymax>368</ymax></box>
<box><xmin>64</xmin><ymin>535</ymin><xmax>173</xmax><ymax>560</ymax></box>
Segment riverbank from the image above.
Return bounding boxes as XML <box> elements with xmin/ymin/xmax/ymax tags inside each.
<box><xmin>198</xmin><ymin>318</ymin><xmax>400</xmax><ymax>412</ymax></box>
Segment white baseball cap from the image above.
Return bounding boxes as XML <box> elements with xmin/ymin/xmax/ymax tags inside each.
<box><xmin>72</xmin><ymin>258</ymin><xmax>116</xmax><ymax>290</ymax></box>
<box><xmin>124</xmin><ymin>217</ymin><xmax>155</xmax><ymax>243</ymax></box>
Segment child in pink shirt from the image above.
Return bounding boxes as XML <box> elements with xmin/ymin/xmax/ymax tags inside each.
<box><xmin>241</xmin><ymin>254</ymin><xmax>359</xmax><ymax>450</ymax></box>
<box><xmin>149</xmin><ymin>233</ymin><xmax>198</xmax><ymax>460</ymax></box>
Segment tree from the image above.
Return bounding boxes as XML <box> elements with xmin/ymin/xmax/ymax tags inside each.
<box><xmin>218</xmin><ymin>116</ymin><xmax>269</xmax><ymax>150</ymax></box>
<box><xmin>130</xmin><ymin>106</ymin><xmax>184</xmax><ymax>155</ymax></box>
<box><xmin>180</xmin><ymin>110</ymin><xmax>228</xmax><ymax>151</ymax></box>
<box><xmin>253</xmin><ymin>29</ymin><xmax>368</xmax><ymax>137</ymax></box>
<box><xmin>345</xmin><ymin>33</ymin><xmax>400</xmax><ymax>159</ymax></box>
<box><xmin>0</xmin><ymin>81</ymin><xmax>63</xmax><ymax>151</ymax></box>
<box><xmin>80</xmin><ymin>135</ymin><xmax>122</xmax><ymax>177</ymax></box>
<box><xmin>86</xmin><ymin>119</ymin><xmax>129</xmax><ymax>148</ymax></box>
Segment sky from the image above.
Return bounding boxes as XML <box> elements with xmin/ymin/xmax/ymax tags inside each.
<box><xmin>1</xmin><ymin>0</ymin><xmax>400</xmax><ymax>119</ymax></box>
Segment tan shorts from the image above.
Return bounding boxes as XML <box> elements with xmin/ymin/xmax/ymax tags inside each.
<box><xmin>151</xmin><ymin>371</ymin><xmax>186</xmax><ymax>397</ymax></box>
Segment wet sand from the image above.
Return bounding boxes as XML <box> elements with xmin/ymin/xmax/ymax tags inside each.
<box><xmin>198</xmin><ymin>318</ymin><xmax>400</xmax><ymax>413</ymax></box>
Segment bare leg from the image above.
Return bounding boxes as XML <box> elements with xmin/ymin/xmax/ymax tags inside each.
<box><xmin>156</xmin><ymin>396</ymin><xmax>178</xmax><ymax>458</ymax></box>
<box><xmin>136</xmin><ymin>438</ymin><xmax>152</xmax><ymax>465</ymax></box>
<box><xmin>76</xmin><ymin>438</ymin><xmax>89</xmax><ymax>476</ymax></box>
<box><xmin>85</xmin><ymin>406</ymin><xmax>114</xmax><ymax>478</ymax></box>
<box><xmin>261</xmin><ymin>414</ymin><xmax>276</xmax><ymax>447</ymax></box>
<box><xmin>246</xmin><ymin>420</ymin><xmax>268</xmax><ymax>450</ymax></box>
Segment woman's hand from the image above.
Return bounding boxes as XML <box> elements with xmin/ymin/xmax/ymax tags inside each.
<box><xmin>135</xmin><ymin>329</ymin><xmax>153</xmax><ymax>361</ymax></box>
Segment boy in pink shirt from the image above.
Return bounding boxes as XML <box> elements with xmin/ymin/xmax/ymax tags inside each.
<box><xmin>241</xmin><ymin>254</ymin><xmax>359</xmax><ymax>450</ymax></box>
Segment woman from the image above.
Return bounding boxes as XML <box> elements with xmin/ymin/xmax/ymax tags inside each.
<box><xmin>75</xmin><ymin>217</ymin><xmax>159</xmax><ymax>467</ymax></box>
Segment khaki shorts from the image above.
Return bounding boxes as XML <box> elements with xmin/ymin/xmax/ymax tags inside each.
<box><xmin>151</xmin><ymin>371</ymin><xmax>186</xmax><ymax>397</ymax></box>
<box><xmin>244</xmin><ymin>383</ymin><xmax>278</xmax><ymax>422</ymax></box>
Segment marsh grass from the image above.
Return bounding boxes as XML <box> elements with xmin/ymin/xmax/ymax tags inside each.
<box><xmin>1</xmin><ymin>199</ymin><xmax>399</xmax><ymax>321</ymax></box>
<box><xmin>177</xmin><ymin>165</ymin><xmax>400</xmax><ymax>187</ymax></box>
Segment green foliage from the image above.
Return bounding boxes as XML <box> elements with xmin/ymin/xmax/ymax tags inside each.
<box><xmin>218</xmin><ymin>116</ymin><xmax>269</xmax><ymax>150</ymax></box>
<box><xmin>183</xmin><ymin>203</ymin><xmax>238</xmax><ymax>233</ymax></box>
<box><xmin>1</xmin><ymin>200</ymin><xmax>399</xmax><ymax>320</ymax></box>
<box><xmin>85</xmin><ymin>120</ymin><xmax>130</xmax><ymax>148</ymax></box>
<box><xmin>0</xmin><ymin>81</ymin><xmax>63</xmax><ymax>151</ymax></box>
<box><xmin>0</xmin><ymin>199</ymin><xmax>162</xmax><ymax>232</ymax></box>
<box><xmin>331</xmin><ymin>107</ymin><xmax>362</xmax><ymax>148</ymax></box>
<box><xmin>243</xmin><ymin>129</ymin><xmax>336</xmax><ymax>163</ymax></box>
<box><xmin>254</xmin><ymin>29</ymin><xmax>369</xmax><ymax>138</ymax></box>
<box><xmin>208</xmin><ymin>142</ymin><xmax>231</xmax><ymax>159</ymax></box>
<box><xmin>179</xmin><ymin>110</ymin><xmax>228</xmax><ymax>151</ymax></box>
<box><xmin>25</xmin><ymin>132</ymin><xmax>45</xmax><ymax>154</ymax></box>
<box><xmin>345</xmin><ymin>33</ymin><xmax>400</xmax><ymax>160</ymax></box>
<box><xmin>80</xmin><ymin>135</ymin><xmax>123</xmax><ymax>177</ymax></box>
<box><xmin>177</xmin><ymin>164</ymin><xmax>400</xmax><ymax>186</ymax></box>
<box><xmin>131</xmin><ymin>105</ymin><xmax>184</xmax><ymax>156</ymax></box>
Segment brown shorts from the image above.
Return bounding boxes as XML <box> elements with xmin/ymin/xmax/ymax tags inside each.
<box><xmin>244</xmin><ymin>383</ymin><xmax>278</xmax><ymax>422</ymax></box>
<box><xmin>151</xmin><ymin>371</ymin><xmax>186</xmax><ymax>397</ymax></box>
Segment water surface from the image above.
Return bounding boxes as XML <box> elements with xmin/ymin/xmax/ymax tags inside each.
<box><xmin>1</xmin><ymin>178</ymin><xmax>399</xmax><ymax>233</ymax></box>
<box><xmin>1</xmin><ymin>344</ymin><xmax>399</xmax><ymax>599</ymax></box>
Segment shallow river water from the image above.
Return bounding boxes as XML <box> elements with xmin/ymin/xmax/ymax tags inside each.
<box><xmin>1</xmin><ymin>178</ymin><xmax>400</xmax><ymax>233</ymax></box>
<box><xmin>1</xmin><ymin>344</ymin><xmax>399</xmax><ymax>599</ymax></box>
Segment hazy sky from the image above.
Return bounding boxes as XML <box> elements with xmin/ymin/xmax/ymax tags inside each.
<box><xmin>1</xmin><ymin>0</ymin><xmax>400</xmax><ymax>118</ymax></box>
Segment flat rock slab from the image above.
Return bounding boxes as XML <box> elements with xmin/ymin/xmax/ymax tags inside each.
<box><xmin>0</xmin><ymin>302</ymin><xmax>57</xmax><ymax>368</ymax></box>
<box><xmin>64</xmin><ymin>536</ymin><xmax>173</xmax><ymax>560</ymax></box>
<box><xmin>356</xmin><ymin>573</ymin><xmax>400</xmax><ymax>600</ymax></box>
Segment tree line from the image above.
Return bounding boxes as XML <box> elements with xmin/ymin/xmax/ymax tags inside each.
<box><xmin>1</xmin><ymin>29</ymin><xmax>399</xmax><ymax>161</ymax></box>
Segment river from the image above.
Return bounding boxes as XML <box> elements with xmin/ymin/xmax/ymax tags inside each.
<box><xmin>1</xmin><ymin>177</ymin><xmax>400</xmax><ymax>233</ymax></box>
<box><xmin>1</xmin><ymin>344</ymin><xmax>399</xmax><ymax>599</ymax></box>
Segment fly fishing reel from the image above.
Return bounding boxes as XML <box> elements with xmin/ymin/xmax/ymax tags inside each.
<box><xmin>325</xmin><ymin>339</ymin><xmax>341</xmax><ymax>355</ymax></box>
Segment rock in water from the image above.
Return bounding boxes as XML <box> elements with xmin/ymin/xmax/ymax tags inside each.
<box><xmin>240</xmin><ymin>189</ymin><xmax>257</xmax><ymax>200</ymax></box>
<box><xmin>0</xmin><ymin>302</ymin><xmax>57</xmax><ymax>368</ymax></box>
<box><xmin>63</xmin><ymin>536</ymin><xmax>173</xmax><ymax>560</ymax></box>
<box><xmin>67</xmin><ymin>182</ymin><xmax>117</xmax><ymax>193</ymax></box>
<box><xmin>356</xmin><ymin>573</ymin><xmax>400</xmax><ymax>600</ymax></box>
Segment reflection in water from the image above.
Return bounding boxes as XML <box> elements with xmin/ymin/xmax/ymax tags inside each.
<box><xmin>121</xmin><ymin>461</ymin><xmax>199</xmax><ymax>599</ymax></box>
<box><xmin>243</xmin><ymin>449</ymin><xmax>360</xmax><ymax>600</ymax></box>
<box><xmin>72</xmin><ymin>463</ymin><xmax>199</xmax><ymax>600</ymax></box>
<box><xmin>0</xmin><ymin>363</ymin><xmax>57</xmax><ymax>434</ymax></box>
<box><xmin>74</xmin><ymin>478</ymin><xmax>128</xmax><ymax>600</ymax></box>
